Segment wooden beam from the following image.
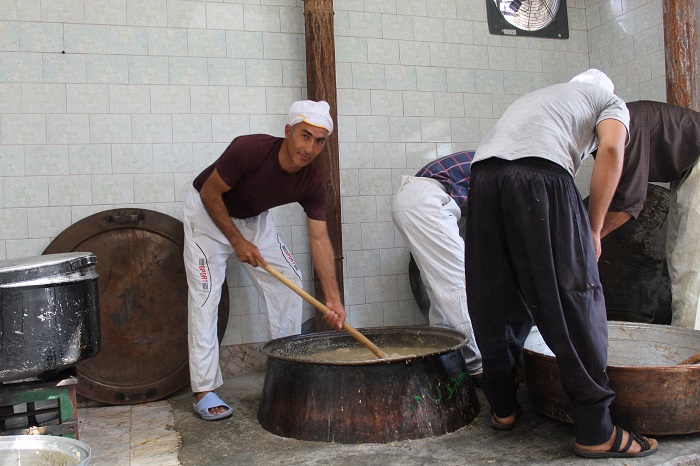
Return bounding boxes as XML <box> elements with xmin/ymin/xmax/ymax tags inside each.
<box><xmin>663</xmin><ymin>0</ymin><xmax>699</xmax><ymax>110</ymax></box>
<box><xmin>303</xmin><ymin>0</ymin><xmax>344</xmax><ymax>330</ymax></box>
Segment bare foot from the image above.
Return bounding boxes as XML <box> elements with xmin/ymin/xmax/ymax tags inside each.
<box><xmin>194</xmin><ymin>391</ymin><xmax>228</xmax><ymax>416</ymax></box>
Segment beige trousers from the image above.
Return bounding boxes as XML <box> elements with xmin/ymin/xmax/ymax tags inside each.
<box><xmin>667</xmin><ymin>157</ymin><xmax>700</xmax><ymax>330</ymax></box>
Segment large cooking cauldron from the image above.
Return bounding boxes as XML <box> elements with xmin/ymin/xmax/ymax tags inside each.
<box><xmin>0</xmin><ymin>253</ymin><xmax>100</xmax><ymax>382</ymax></box>
<box><xmin>257</xmin><ymin>326</ymin><xmax>480</xmax><ymax>444</ymax></box>
<box><xmin>586</xmin><ymin>183</ymin><xmax>671</xmax><ymax>324</ymax></box>
<box><xmin>522</xmin><ymin>321</ymin><xmax>700</xmax><ymax>435</ymax></box>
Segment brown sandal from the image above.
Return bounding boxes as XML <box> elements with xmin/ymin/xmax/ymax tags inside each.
<box><xmin>490</xmin><ymin>404</ymin><xmax>522</xmax><ymax>431</ymax></box>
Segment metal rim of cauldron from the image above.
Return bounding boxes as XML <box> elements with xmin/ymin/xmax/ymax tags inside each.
<box><xmin>522</xmin><ymin>351</ymin><xmax>700</xmax><ymax>377</ymax></box>
<box><xmin>260</xmin><ymin>325</ymin><xmax>469</xmax><ymax>366</ymax></box>
<box><xmin>523</xmin><ymin>321</ymin><xmax>700</xmax><ymax>371</ymax></box>
<box><xmin>522</xmin><ymin>355</ymin><xmax>700</xmax><ymax>375</ymax></box>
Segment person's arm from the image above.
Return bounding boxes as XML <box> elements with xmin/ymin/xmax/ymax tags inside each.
<box><xmin>588</xmin><ymin>118</ymin><xmax>628</xmax><ymax>260</ymax></box>
<box><xmin>307</xmin><ymin>218</ymin><xmax>346</xmax><ymax>330</ymax></box>
<box><xmin>601</xmin><ymin>211</ymin><xmax>632</xmax><ymax>238</ymax></box>
<box><xmin>199</xmin><ymin>168</ymin><xmax>267</xmax><ymax>267</ymax></box>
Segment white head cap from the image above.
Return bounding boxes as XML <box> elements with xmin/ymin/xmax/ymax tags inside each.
<box><xmin>287</xmin><ymin>100</ymin><xmax>333</xmax><ymax>134</ymax></box>
<box><xmin>569</xmin><ymin>69</ymin><xmax>615</xmax><ymax>94</ymax></box>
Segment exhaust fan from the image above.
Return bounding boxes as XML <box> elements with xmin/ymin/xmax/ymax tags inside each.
<box><xmin>486</xmin><ymin>0</ymin><xmax>569</xmax><ymax>39</ymax></box>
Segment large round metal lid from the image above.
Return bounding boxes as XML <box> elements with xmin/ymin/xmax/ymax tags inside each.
<box><xmin>43</xmin><ymin>209</ymin><xmax>229</xmax><ymax>405</ymax></box>
<box><xmin>0</xmin><ymin>252</ymin><xmax>97</xmax><ymax>287</ymax></box>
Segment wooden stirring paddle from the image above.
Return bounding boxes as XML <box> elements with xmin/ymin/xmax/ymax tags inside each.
<box><xmin>679</xmin><ymin>351</ymin><xmax>700</xmax><ymax>365</ymax></box>
<box><xmin>260</xmin><ymin>263</ymin><xmax>390</xmax><ymax>359</ymax></box>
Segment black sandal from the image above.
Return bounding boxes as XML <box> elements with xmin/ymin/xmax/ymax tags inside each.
<box><xmin>574</xmin><ymin>426</ymin><xmax>658</xmax><ymax>459</ymax></box>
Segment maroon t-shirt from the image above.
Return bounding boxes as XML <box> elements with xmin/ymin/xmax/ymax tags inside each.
<box><xmin>193</xmin><ymin>134</ymin><xmax>327</xmax><ymax>221</ymax></box>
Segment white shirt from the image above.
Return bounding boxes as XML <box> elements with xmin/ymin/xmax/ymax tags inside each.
<box><xmin>474</xmin><ymin>82</ymin><xmax>630</xmax><ymax>177</ymax></box>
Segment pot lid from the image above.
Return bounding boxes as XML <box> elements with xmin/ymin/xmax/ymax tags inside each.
<box><xmin>0</xmin><ymin>252</ymin><xmax>97</xmax><ymax>287</ymax></box>
<box><xmin>43</xmin><ymin>209</ymin><xmax>229</xmax><ymax>405</ymax></box>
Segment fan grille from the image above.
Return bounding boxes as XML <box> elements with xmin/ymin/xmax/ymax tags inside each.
<box><xmin>493</xmin><ymin>0</ymin><xmax>561</xmax><ymax>31</ymax></box>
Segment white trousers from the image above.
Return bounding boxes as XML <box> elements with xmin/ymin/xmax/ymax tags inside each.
<box><xmin>392</xmin><ymin>176</ymin><xmax>482</xmax><ymax>374</ymax></box>
<box><xmin>667</xmin><ymin>157</ymin><xmax>700</xmax><ymax>330</ymax></box>
<box><xmin>183</xmin><ymin>187</ymin><xmax>303</xmax><ymax>393</ymax></box>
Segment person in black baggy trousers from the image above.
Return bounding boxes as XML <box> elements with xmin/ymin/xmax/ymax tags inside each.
<box><xmin>464</xmin><ymin>69</ymin><xmax>658</xmax><ymax>459</ymax></box>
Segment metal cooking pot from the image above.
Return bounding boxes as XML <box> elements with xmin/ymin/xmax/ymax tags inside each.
<box><xmin>522</xmin><ymin>321</ymin><xmax>700</xmax><ymax>435</ymax></box>
<box><xmin>0</xmin><ymin>253</ymin><xmax>101</xmax><ymax>381</ymax></box>
<box><xmin>257</xmin><ymin>326</ymin><xmax>480</xmax><ymax>444</ymax></box>
<box><xmin>0</xmin><ymin>435</ymin><xmax>91</xmax><ymax>465</ymax></box>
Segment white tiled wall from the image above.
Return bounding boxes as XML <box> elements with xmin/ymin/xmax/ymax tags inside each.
<box><xmin>576</xmin><ymin>0</ymin><xmax>668</xmax><ymax>197</ymax></box>
<box><xmin>0</xmin><ymin>0</ymin><xmax>683</xmax><ymax>345</ymax></box>
<box><xmin>336</xmin><ymin>0</ymin><xmax>590</xmax><ymax>330</ymax></box>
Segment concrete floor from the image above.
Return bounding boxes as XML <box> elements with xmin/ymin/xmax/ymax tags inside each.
<box><xmin>162</xmin><ymin>372</ymin><xmax>700</xmax><ymax>466</ymax></box>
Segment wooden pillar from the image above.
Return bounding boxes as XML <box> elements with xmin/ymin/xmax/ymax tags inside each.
<box><xmin>663</xmin><ymin>0</ymin><xmax>699</xmax><ymax>111</ymax></box>
<box><xmin>303</xmin><ymin>0</ymin><xmax>343</xmax><ymax>330</ymax></box>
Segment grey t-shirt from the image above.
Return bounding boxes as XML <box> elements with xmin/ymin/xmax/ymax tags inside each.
<box><xmin>473</xmin><ymin>82</ymin><xmax>630</xmax><ymax>177</ymax></box>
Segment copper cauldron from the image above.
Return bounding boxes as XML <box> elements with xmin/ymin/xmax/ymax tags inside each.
<box><xmin>257</xmin><ymin>326</ymin><xmax>480</xmax><ymax>444</ymax></box>
<box><xmin>523</xmin><ymin>321</ymin><xmax>700</xmax><ymax>435</ymax></box>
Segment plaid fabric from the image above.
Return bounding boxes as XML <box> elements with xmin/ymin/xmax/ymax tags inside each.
<box><xmin>416</xmin><ymin>150</ymin><xmax>475</xmax><ymax>211</ymax></box>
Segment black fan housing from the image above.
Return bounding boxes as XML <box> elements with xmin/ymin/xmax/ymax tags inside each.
<box><xmin>486</xmin><ymin>0</ymin><xmax>569</xmax><ymax>39</ymax></box>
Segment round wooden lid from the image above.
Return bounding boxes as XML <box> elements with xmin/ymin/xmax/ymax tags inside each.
<box><xmin>43</xmin><ymin>209</ymin><xmax>229</xmax><ymax>405</ymax></box>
